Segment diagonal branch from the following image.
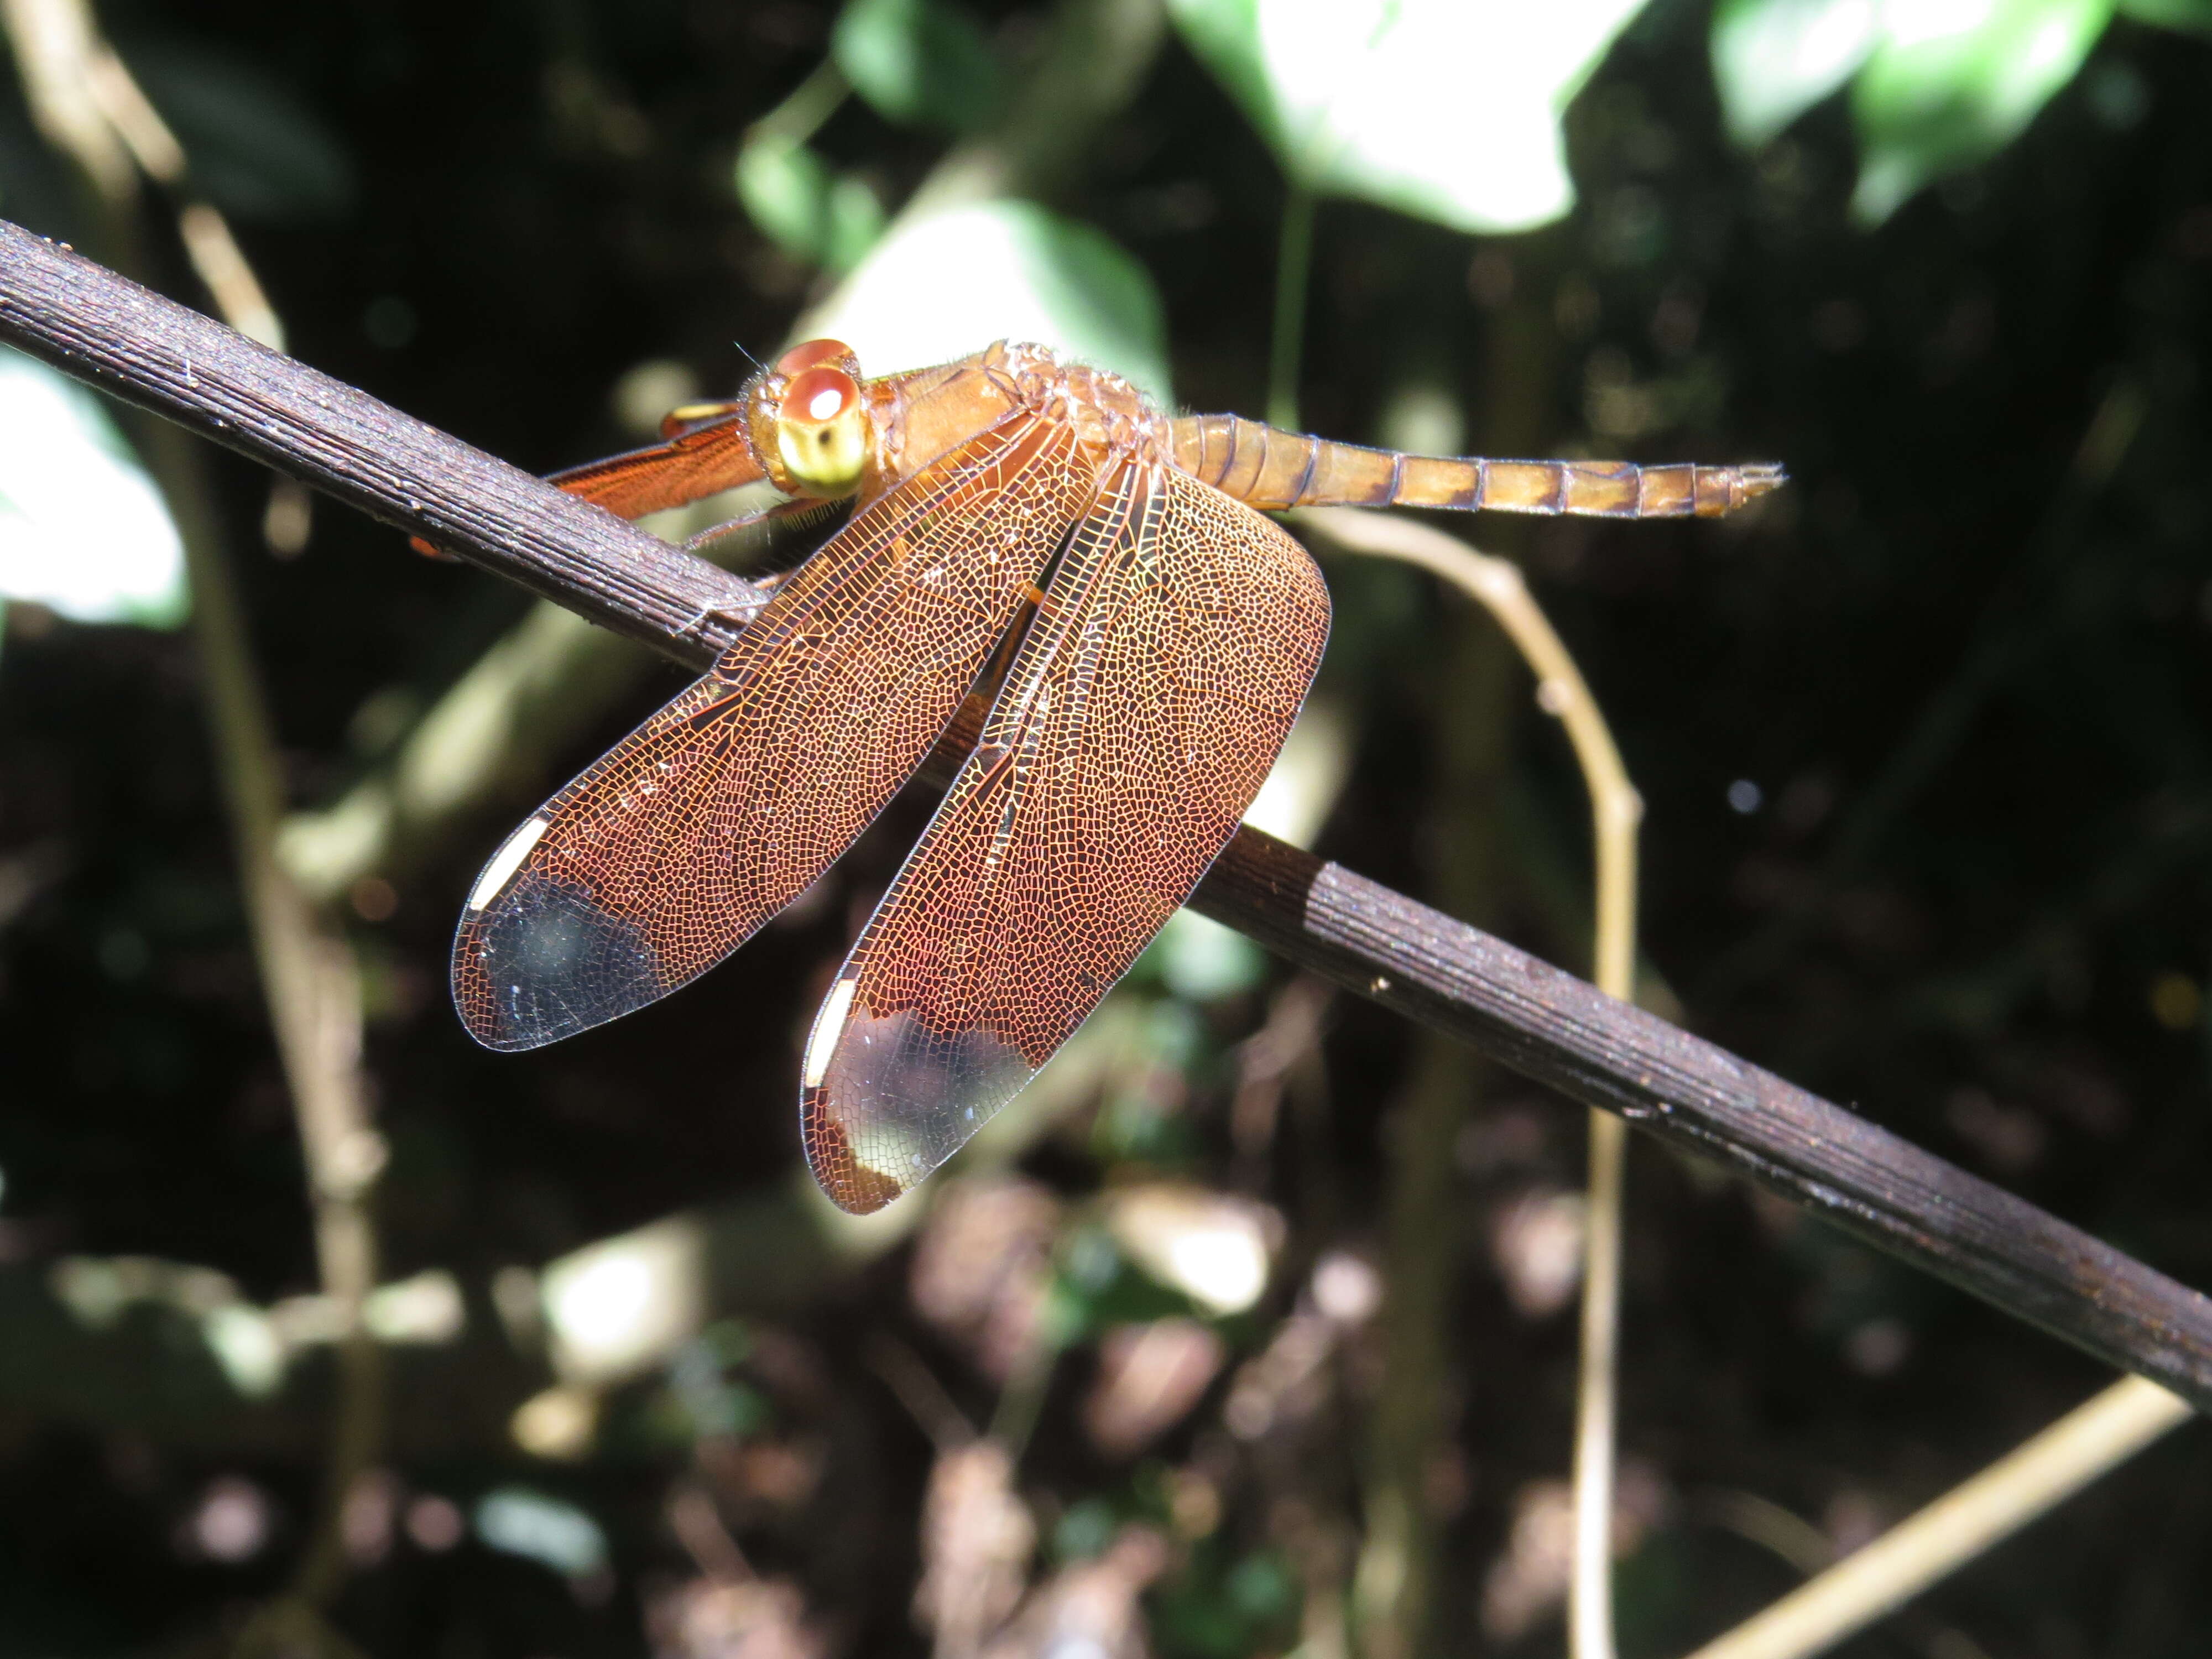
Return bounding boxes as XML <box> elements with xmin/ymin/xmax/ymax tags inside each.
<box><xmin>3</xmin><ymin>218</ymin><xmax>2210</xmax><ymax>1413</ymax></box>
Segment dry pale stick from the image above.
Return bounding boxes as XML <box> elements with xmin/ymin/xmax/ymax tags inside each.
<box><xmin>1295</xmin><ymin>507</ymin><xmax>1639</xmax><ymax>1659</ymax></box>
<box><xmin>1682</xmin><ymin>1375</ymin><xmax>2193</xmax><ymax>1659</ymax></box>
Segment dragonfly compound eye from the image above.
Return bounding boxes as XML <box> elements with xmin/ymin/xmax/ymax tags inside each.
<box><xmin>775</xmin><ymin>337</ymin><xmax>856</xmax><ymax>376</ymax></box>
<box><xmin>776</xmin><ymin>364</ymin><xmax>868</xmax><ymax>498</ymax></box>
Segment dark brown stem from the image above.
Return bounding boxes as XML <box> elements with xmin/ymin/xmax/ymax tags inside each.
<box><xmin>3</xmin><ymin>218</ymin><xmax>2209</xmax><ymax>1413</ymax></box>
<box><xmin>0</xmin><ymin>217</ymin><xmax>770</xmax><ymax>657</ymax></box>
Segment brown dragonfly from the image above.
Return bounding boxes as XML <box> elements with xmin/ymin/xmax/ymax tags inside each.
<box><xmin>453</xmin><ymin>338</ymin><xmax>1780</xmax><ymax>1214</ymax></box>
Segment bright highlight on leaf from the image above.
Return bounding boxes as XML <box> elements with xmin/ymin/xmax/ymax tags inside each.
<box><xmin>1712</xmin><ymin>0</ymin><xmax>1882</xmax><ymax>148</ymax></box>
<box><xmin>1168</xmin><ymin>0</ymin><xmax>1652</xmax><ymax>233</ymax></box>
<box><xmin>0</xmin><ymin>349</ymin><xmax>187</xmax><ymax>629</ymax></box>
<box><xmin>1851</xmin><ymin>0</ymin><xmax>2115</xmax><ymax>223</ymax></box>
<box><xmin>1712</xmin><ymin>0</ymin><xmax>2128</xmax><ymax>224</ymax></box>
<box><xmin>799</xmin><ymin>201</ymin><xmax>1172</xmax><ymax>401</ymax></box>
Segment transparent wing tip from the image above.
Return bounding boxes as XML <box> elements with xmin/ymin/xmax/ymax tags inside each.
<box><xmin>452</xmin><ymin>865</ymin><xmax>664</xmax><ymax>1051</ymax></box>
<box><xmin>799</xmin><ymin>989</ymin><xmax>1035</xmax><ymax>1214</ymax></box>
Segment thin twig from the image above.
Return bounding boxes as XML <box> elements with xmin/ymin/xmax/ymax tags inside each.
<box><xmin>667</xmin><ymin>1486</ymin><xmax>755</xmax><ymax>1586</ymax></box>
<box><xmin>4</xmin><ymin>222</ymin><xmax>2212</xmax><ymax>1413</ymax></box>
<box><xmin>1681</xmin><ymin>1376</ymin><xmax>2194</xmax><ymax>1659</ymax></box>
<box><xmin>0</xmin><ymin>8</ymin><xmax>382</xmax><ymax>1636</ymax></box>
<box><xmin>1295</xmin><ymin>508</ymin><xmax>1640</xmax><ymax>1659</ymax></box>
<box><xmin>1300</xmin><ymin>517</ymin><xmax>2205</xmax><ymax>1659</ymax></box>
<box><xmin>1348</xmin><ymin>562</ymin><xmax>1516</xmax><ymax>1658</ymax></box>
<box><xmin>866</xmin><ymin>1334</ymin><xmax>980</xmax><ymax>1451</ymax></box>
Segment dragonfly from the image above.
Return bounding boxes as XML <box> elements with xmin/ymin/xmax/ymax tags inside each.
<box><xmin>453</xmin><ymin>337</ymin><xmax>1781</xmax><ymax>1214</ymax></box>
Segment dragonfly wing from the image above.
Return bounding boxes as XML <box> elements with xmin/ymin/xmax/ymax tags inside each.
<box><xmin>453</xmin><ymin>411</ymin><xmax>1094</xmax><ymax>1050</ymax></box>
<box><xmin>801</xmin><ymin>460</ymin><xmax>1331</xmax><ymax>1212</ymax></box>
<box><xmin>547</xmin><ymin>410</ymin><xmax>764</xmax><ymax>520</ymax></box>
<box><xmin>412</xmin><ymin>413</ymin><xmax>768</xmax><ymax>558</ymax></box>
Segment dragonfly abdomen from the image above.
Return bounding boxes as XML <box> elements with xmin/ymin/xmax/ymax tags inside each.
<box><xmin>1169</xmin><ymin>413</ymin><xmax>1783</xmax><ymax>519</ymax></box>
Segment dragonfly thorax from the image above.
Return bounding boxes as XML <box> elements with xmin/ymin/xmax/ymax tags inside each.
<box><xmin>995</xmin><ymin>340</ymin><xmax>1169</xmax><ymax>467</ymax></box>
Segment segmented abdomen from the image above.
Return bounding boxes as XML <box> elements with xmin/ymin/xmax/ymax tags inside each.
<box><xmin>1169</xmin><ymin>414</ymin><xmax>1783</xmax><ymax>519</ymax></box>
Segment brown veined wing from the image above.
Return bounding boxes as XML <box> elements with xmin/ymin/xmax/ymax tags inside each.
<box><xmin>545</xmin><ymin>408</ymin><xmax>753</xmax><ymax>521</ymax></box>
<box><xmin>800</xmin><ymin>457</ymin><xmax>1331</xmax><ymax>1212</ymax></box>
<box><xmin>452</xmin><ymin>410</ymin><xmax>1097</xmax><ymax>1050</ymax></box>
<box><xmin>411</xmin><ymin>410</ymin><xmax>755</xmax><ymax>559</ymax></box>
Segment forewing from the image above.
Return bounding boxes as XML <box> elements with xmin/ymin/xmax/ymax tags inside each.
<box><xmin>801</xmin><ymin>461</ymin><xmax>1331</xmax><ymax>1212</ymax></box>
<box><xmin>546</xmin><ymin>411</ymin><xmax>763</xmax><ymax>520</ymax></box>
<box><xmin>453</xmin><ymin>411</ymin><xmax>1093</xmax><ymax>1050</ymax></box>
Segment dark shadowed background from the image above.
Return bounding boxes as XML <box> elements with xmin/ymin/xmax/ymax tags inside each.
<box><xmin>2</xmin><ymin>0</ymin><xmax>2211</xmax><ymax>1655</ymax></box>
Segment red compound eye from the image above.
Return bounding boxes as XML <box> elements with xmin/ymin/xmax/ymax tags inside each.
<box><xmin>776</xmin><ymin>338</ymin><xmax>855</xmax><ymax>377</ymax></box>
<box><xmin>785</xmin><ymin>364</ymin><xmax>858</xmax><ymax>425</ymax></box>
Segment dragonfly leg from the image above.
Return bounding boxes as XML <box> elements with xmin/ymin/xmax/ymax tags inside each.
<box><xmin>660</xmin><ymin>399</ymin><xmax>744</xmax><ymax>440</ymax></box>
<box><xmin>679</xmin><ymin>496</ymin><xmax>847</xmax><ymax>562</ymax></box>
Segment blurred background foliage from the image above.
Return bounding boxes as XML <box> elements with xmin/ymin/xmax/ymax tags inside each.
<box><xmin>3</xmin><ymin>0</ymin><xmax>2212</xmax><ymax>1654</ymax></box>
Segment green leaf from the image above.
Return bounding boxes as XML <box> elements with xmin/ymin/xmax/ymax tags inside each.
<box><xmin>799</xmin><ymin>200</ymin><xmax>1173</xmax><ymax>402</ymax></box>
<box><xmin>734</xmin><ymin>132</ymin><xmax>886</xmax><ymax>272</ymax></box>
<box><xmin>0</xmin><ymin>349</ymin><xmax>186</xmax><ymax>628</ymax></box>
<box><xmin>1850</xmin><ymin>0</ymin><xmax>2117</xmax><ymax>223</ymax></box>
<box><xmin>1167</xmin><ymin>0</ymin><xmax>1654</xmax><ymax>233</ymax></box>
<box><xmin>2116</xmin><ymin>0</ymin><xmax>2212</xmax><ymax>34</ymax></box>
<box><xmin>1145</xmin><ymin>911</ymin><xmax>1265</xmax><ymax>1003</ymax></box>
<box><xmin>832</xmin><ymin>0</ymin><xmax>1006</xmax><ymax>132</ymax></box>
<box><xmin>1710</xmin><ymin>0</ymin><xmax>1881</xmax><ymax>148</ymax></box>
<box><xmin>1162</xmin><ymin>0</ymin><xmax>1282</xmax><ymax>151</ymax></box>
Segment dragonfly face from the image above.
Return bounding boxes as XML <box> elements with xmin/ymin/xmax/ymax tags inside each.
<box><xmin>453</xmin><ymin>338</ymin><xmax>1781</xmax><ymax>1213</ymax></box>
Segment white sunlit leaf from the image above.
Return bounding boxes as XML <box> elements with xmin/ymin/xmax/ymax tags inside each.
<box><xmin>1172</xmin><ymin>0</ymin><xmax>1653</xmax><ymax>233</ymax></box>
<box><xmin>0</xmin><ymin>349</ymin><xmax>187</xmax><ymax>627</ymax></box>
<box><xmin>797</xmin><ymin>200</ymin><xmax>1172</xmax><ymax>401</ymax></box>
<box><xmin>1243</xmin><ymin>695</ymin><xmax>1349</xmax><ymax>851</ymax></box>
<box><xmin>1104</xmin><ymin>1185</ymin><xmax>1280</xmax><ymax>1316</ymax></box>
<box><xmin>540</xmin><ymin>1214</ymin><xmax>708</xmax><ymax>1385</ymax></box>
<box><xmin>1711</xmin><ymin>0</ymin><xmax>1881</xmax><ymax>147</ymax></box>
<box><xmin>1884</xmin><ymin>0</ymin><xmax>2007</xmax><ymax>48</ymax></box>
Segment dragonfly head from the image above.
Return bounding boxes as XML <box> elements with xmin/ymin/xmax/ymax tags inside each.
<box><xmin>761</xmin><ymin>338</ymin><xmax>870</xmax><ymax>500</ymax></box>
